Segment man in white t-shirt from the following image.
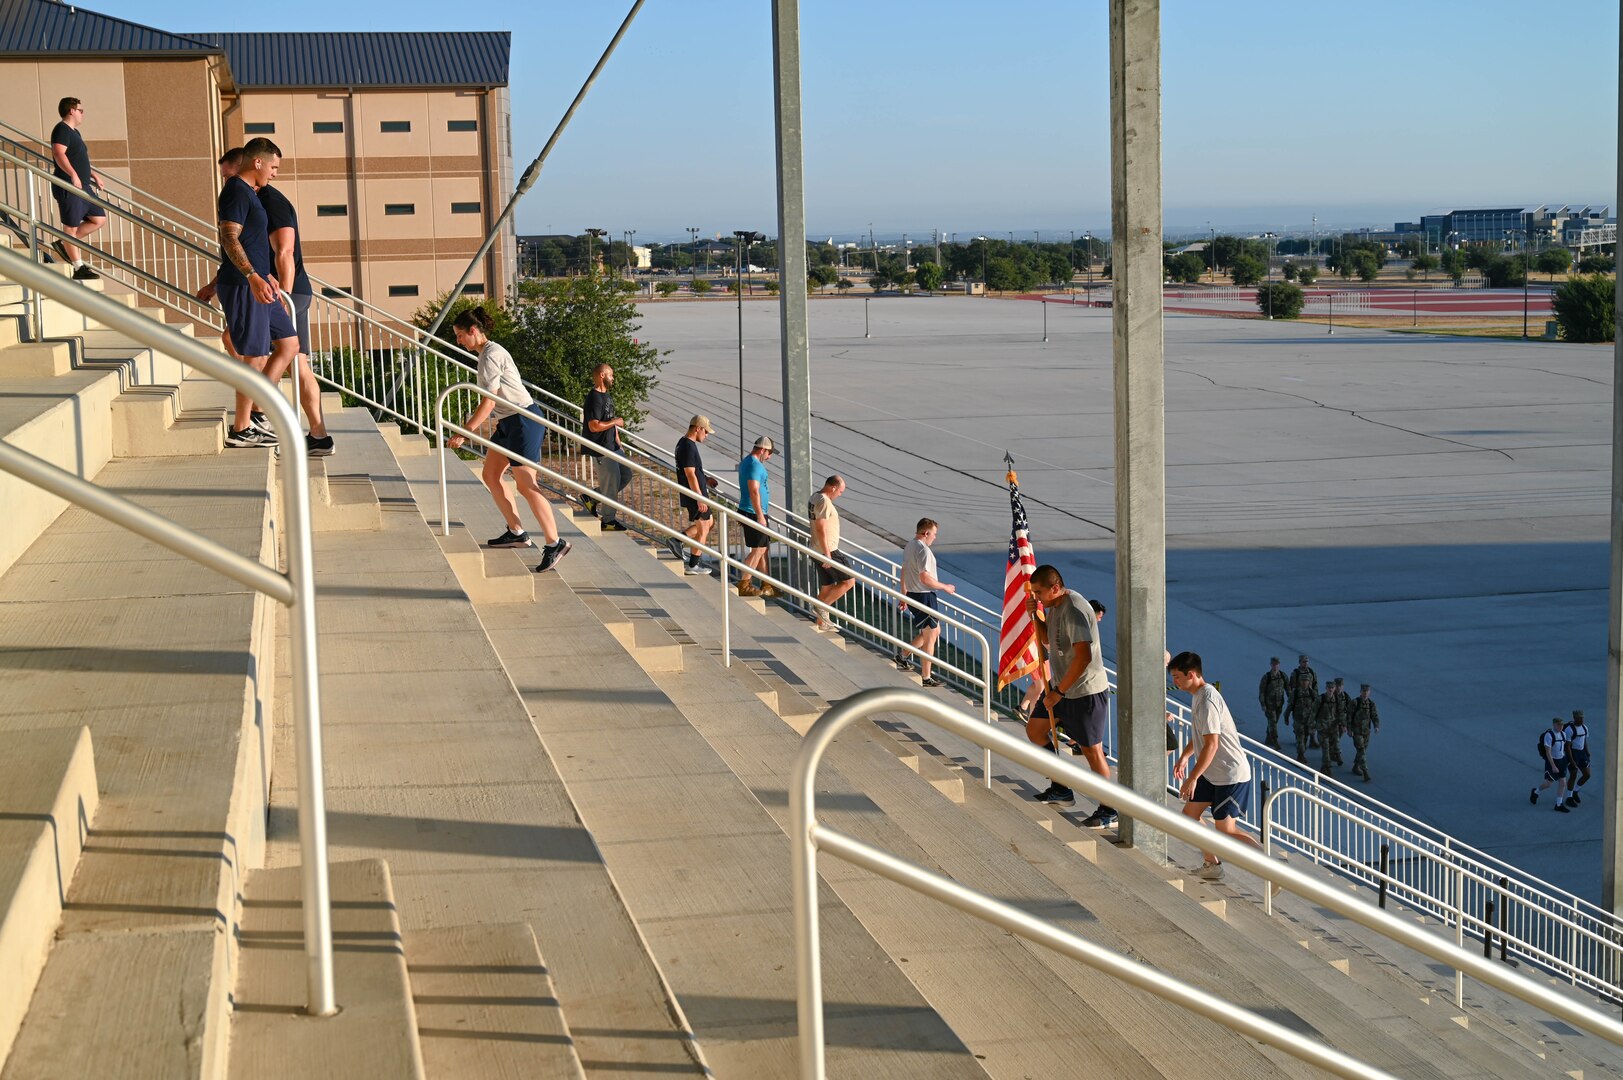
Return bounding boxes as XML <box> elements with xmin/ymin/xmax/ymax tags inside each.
<box><xmin>896</xmin><ymin>518</ymin><xmax>955</xmax><ymax>686</ymax></box>
<box><xmin>1532</xmin><ymin>716</ymin><xmax>1570</xmax><ymax>812</ymax></box>
<box><xmin>1169</xmin><ymin>650</ymin><xmax>1260</xmax><ymax>881</ymax></box>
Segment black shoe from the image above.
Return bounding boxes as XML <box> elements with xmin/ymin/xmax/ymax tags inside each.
<box><xmin>305</xmin><ymin>434</ymin><xmax>335</xmax><ymax>457</ymax></box>
<box><xmin>536</xmin><ymin>540</ymin><xmax>571</xmax><ymax>573</ymax></box>
<box><xmin>921</xmin><ymin>676</ymin><xmax>943</xmax><ymax>688</ymax></box>
<box><xmin>666</xmin><ymin>536</ymin><xmax>686</xmax><ymax>561</ymax></box>
<box><xmin>249</xmin><ymin>410</ymin><xmax>273</xmax><ymax>434</ymax></box>
<box><xmin>894</xmin><ymin>654</ymin><xmax>914</xmax><ymax>672</ymax></box>
<box><xmin>1530</xmin><ymin>787</ymin><xmax>1539</xmax><ymax>805</ymax></box>
<box><xmin>600</xmin><ymin>520</ymin><xmax>626</xmax><ymax>532</ymax></box>
<box><xmin>1035</xmin><ymin>785</ymin><xmax>1074</xmax><ymax>807</ymax></box>
<box><xmin>1568</xmin><ymin>791</ymin><xmax>1581</xmax><ymax>806</ymax></box>
<box><xmin>580</xmin><ymin>496</ymin><xmax>598</xmax><ymax>515</ymax></box>
<box><xmin>226</xmin><ymin>427</ymin><xmax>277</xmax><ymax>448</ymax></box>
<box><xmin>50</xmin><ymin>238</ymin><xmax>70</xmax><ymax>262</ymax></box>
<box><xmin>487</xmin><ymin>529</ymin><xmax>533</xmax><ymax>548</ymax></box>
<box><xmin>1555</xmin><ymin>803</ymin><xmax>1571</xmax><ymax>813</ymax></box>
<box><xmin>71</xmin><ymin>264</ymin><xmax>99</xmax><ymax>280</ymax></box>
<box><xmin>1081</xmin><ymin>807</ymin><xmax>1118</xmax><ymax>829</ymax></box>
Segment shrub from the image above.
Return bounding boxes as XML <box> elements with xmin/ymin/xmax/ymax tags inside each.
<box><xmin>1256</xmin><ymin>282</ymin><xmax>1305</xmax><ymax>319</ymax></box>
<box><xmin>1297</xmin><ymin>265</ymin><xmax>1320</xmax><ymax>286</ymax></box>
<box><xmin>1553</xmin><ymin>274</ymin><xmax>1616</xmax><ymax>342</ymax></box>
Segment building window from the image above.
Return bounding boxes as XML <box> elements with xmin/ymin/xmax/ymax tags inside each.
<box><xmin>244</xmin><ymin>122</ymin><xmax>276</xmax><ymax>134</ymax></box>
<box><xmin>447</xmin><ymin>119</ymin><xmax>478</xmax><ymax>132</ymax></box>
<box><xmin>312</xmin><ymin>121</ymin><xmax>344</xmax><ymax>134</ymax></box>
<box><xmin>380</xmin><ymin>120</ymin><xmax>411</xmax><ymax>133</ymax></box>
<box><xmin>316</xmin><ymin>204</ymin><xmax>348</xmax><ymax>217</ymax></box>
<box><xmin>462</xmin><ymin>283</ymin><xmax>484</xmax><ymax>295</ymax></box>
<box><xmin>384</xmin><ymin>203</ymin><xmax>415</xmax><ymax>216</ymax></box>
<box><xmin>320</xmin><ymin>286</ymin><xmax>349</xmax><ymax>298</ymax></box>
<box><xmin>450</xmin><ymin>202</ymin><xmax>480</xmax><ymax>215</ymax></box>
<box><xmin>388</xmin><ymin>285</ymin><xmax>420</xmax><ymax>298</ymax></box>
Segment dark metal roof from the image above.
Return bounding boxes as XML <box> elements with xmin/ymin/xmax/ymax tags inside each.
<box><xmin>188</xmin><ymin>31</ymin><xmax>510</xmax><ymax>89</ymax></box>
<box><xmin>0</xmin><ymin>0</ymin><xmax>220</xmax><ymax>56</ymax></box>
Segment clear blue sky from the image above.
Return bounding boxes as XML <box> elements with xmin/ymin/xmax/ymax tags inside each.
<box><xmin>117</xmin><ymin>0</ymin><xmax>1618</xmax><ymax>241</ymax></box>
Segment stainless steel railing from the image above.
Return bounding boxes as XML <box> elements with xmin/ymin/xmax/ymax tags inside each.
<box><xmin>433</xmin><ymin>383</ymin><xmax>1001</xmax><ymax>781</ymax></box>
<box><xmin>791</xmin><ymin>688</ymin><xmax>1623</xmax><ymax>1080</ymax></box>
<box><xmin>0</xmin><ymin>248</ymin><xmax>336</xmax><ymax>1016</ymax></box>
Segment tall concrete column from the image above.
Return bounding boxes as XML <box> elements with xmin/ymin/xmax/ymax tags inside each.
<box><xmin>1604</xmin><ymin>17</ymin><xmax>1623</xmax><ymax>918</ymax></box>
<box><xmin>772</xmin><ymin>0</ymin><xmax>813</xmax><ymax>550</ymax></box>
<box><xmin>1108</xmin><ymin>0</ymin><xmax>1167</xmax><ymax>859</ymax></box>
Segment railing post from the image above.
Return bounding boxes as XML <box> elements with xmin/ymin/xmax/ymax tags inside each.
<box><xmin>1455</xmin><ymin>867</ymin><xmax>1466</xmax><ymax>1006</ymax></box>
<box><xmin>24</xmin><ymin>177</ymin><xmax>41</xmax><ymax>340</ymax></box>
<box><xmin>437</xmin><ymin>410</ymin><xmax>451</xmax><ymax>536</ymax></box>
<box><xmin>1378</xmin><ymin>843</ymin><xmax>1389</xmax><ymax>909</ymax></box>
<box><xmin>1499</xmin><ymin>876</ymin><xmax>1511</xmax><ymax>963</ymax></box>
<box><xmin>1263</xmin><ymin>789</ymin><xmax>1275</xmax><ymax>916</ymax></box>
<box><xmin>719</xmin><ymin>514</ymin><xmax>731</xmax><ymax>668</ymax></box>
<box><xmin>1485</xmin><ymin>896</ymin><xmax>1497</xmax><ymax>959</ymax></box>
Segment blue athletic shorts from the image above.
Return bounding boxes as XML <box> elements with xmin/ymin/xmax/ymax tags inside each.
<box><xmin>1569</xmin><ymin>748</ymin><xmax>1591</xmax><ymax>772</ymax></box>
<box><xmin>53</xmin><ymin>185</ymin><xmax>105</xmax><ymax>228</ymax></box>
<box><xmin>218</xmin><ymin>283</ymin><xmax>297</xmax><ymax>359</ymax></box>
<box><xmin>1192</xmin><ymin>776</ymin><xmax>1251</xmax><ymax>821</ymax></box>
<box><xmin>906</xmin><ymin>590</ymin><xmax>939</xmax><ymax>630</ymax></box>
<box><xmin>1544</xmin><ymin>759</ymin><xmax>1569</xmax><ymax>782</ymax></box>
<box><xmin>491</xmin><ymin>412</ymin><xmax>543</xmax><ymax>467</ymax></box>
<box><xmin>1054</xmin><ymin>689</ymin><xmax>1109</xmax><ymax>748</ymax></box>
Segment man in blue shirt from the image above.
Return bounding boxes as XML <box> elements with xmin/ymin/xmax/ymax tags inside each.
<box><xmin>735</xmin><ymin>436</ymin><xmax>778</xmax><ymax>597</ymax></box>
<box><xmin>259</xmin><ymin>180</ymin><xmax>333</xmax><ymax>457</ymax></box>
<box><xmin>213</xmin><ymin>137</ymin><xmax>298</xmax><ymax>448</ymax></box>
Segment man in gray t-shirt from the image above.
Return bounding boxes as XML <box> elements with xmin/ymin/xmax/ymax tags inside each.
<box><xmin>1026</xmin><ymin>564</ymin><xmax>1117</xmax><ymax>828</ymax></box>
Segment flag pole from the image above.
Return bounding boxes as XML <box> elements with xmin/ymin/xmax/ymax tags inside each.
<box><xmin>1006</xmin><ymin>452</ymin><xmax>1059</xmax><ymax>755</ymax></box>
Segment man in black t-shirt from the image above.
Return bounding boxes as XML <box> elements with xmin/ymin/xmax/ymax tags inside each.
<box><xmin>259</xmin><ymin>181</ymin><xmax>333</xmax><ymax>457</ymax></box>
<box><xmin>671</xmin><ymin>415</ymin><xmax>719</xmax><ymax>574</ymax></box>
<box><xmin>583</xmin><ymin>364</ymin><xmax>629</xmax><ymax>530</ymax></box>
<box><xmin>214</xmin><ymin>137</ymin><xmax>298</xmax><ymax>448</ymax></box>
<box><xmin>48</xmin><ymin>97</ymin><xmax>106</xmax><ymax>280</ymax></box>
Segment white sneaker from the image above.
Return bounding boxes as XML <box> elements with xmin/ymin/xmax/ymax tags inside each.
<box><xmin>1196</xmin><ymin>862</ymin><xmax>1225</xmax><ymax>882</ymax></box>
<box><xmin>685</xmin><ymin>560</ymin><xmax>713</xmax><ymax>576</ymax></box>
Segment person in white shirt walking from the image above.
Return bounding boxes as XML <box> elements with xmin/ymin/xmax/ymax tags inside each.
<box><xmin>1169</xmin><ymin>651</ymin><xmax>1261</xmax><ymax>881</ymax></box>
<box><xmin>897</xmin><ymin>518</ymin><xmax>955</xmax><ymax>687</ymax></box>
<box><xmin>1531</xmin><ymin>716</ymin><xmax>1571</xmax><ymax>812</ymax></box>
<box><xmin>1566</xmin><ymin>709</ymin><xmax>1592</xmax><ymax>806</ymax></box>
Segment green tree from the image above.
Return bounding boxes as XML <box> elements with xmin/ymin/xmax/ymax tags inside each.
<box><xmin>836</xmin><ymin>277</ymin><xmax>855</xmax><ymax>292</ymax></box>
<box><xmin>1482</xmin><ymin>256</ymin><xmax>1525</xmax><ymax>288</ymax></box>
<box><xmin>1536</xmin><ymin>248</ymin><xmax>1572</xmax><ymax>280</ymax></box>
<box><xmin>1440</xmin><ymin>249</ymin><xmax>1468</xmax><ymax>286</ymax></box>
<box><xmin>1579</xmin><ymin>254</ymin><xmax>1615</xmax><ymax>274</ymax></box>
<box><xmin>986</xmin><ymin>257</ymin><xmax>1032</xmax><ymax>292</ymax></box>
<box><xmin>1352</xmin><ymin>251</ymin><xmax>1379</xmax><ymax>282</ymax></box>
<box><xmin>655</xmin><ymin>281</ymin><xmax>679</xmax><ymax>297</ymax></box>
<box><xmin>691</xmin><ymin>278</ymin><xmax>712</xmax><ymax>296</ymax></box>
<box><xmin>808</xmin><ymin>264</ymin><xmax>840</xmax><ymax>292</ymax></box>
<box><xmin>1411</xmin><ymin>253</ymin><xmax>1439</xmax><ymax>280</ymax></box>
<box><xmin>914</xmin><ymin>261</ymin><xmax>945</xmax><ymax>291</ymax></box>
<box><xmin>1166</xmin><ymin>252</ymin><xmax>1206</xmax><ymax>284</ymax></box>
<box><xmin>1553</xmin><ymin>274</ymin><xmax>1615</xmax><ymax>342</ymax></box>
<box><xmin>725</xmin><ymin>279</ymin><xmax>742</xmax><ymax>294</ymax></box>
<box><xmin>764</xmin><ymin>279</ymin><xmax>780</xmax><ymax>294</ymax></box>
<box><xmin>1229</xmin><ymin>254</ymin><xmax>1266</xmax><ymax>287</ymax></box>
<box><xmin>869</xmin><ymin>269</ymin><xmax>891</xmax><ymax>292</ymax></box>
<box><xmin>1280</xmin><ymin>262</ymin><xmax>1298</xmax><ymax>282</ymax></box>
<box><xmin>1464</xmin><ymin>244</ymin><xmax>1500</xmax><ymax>272</ymax></box>
<box><xmin>1256</xmin><ymin>282</ymin><xmax>1305</xmax><ymax>319</ymax></box>
<box><xmin>1296</xmin><ymin>264</ymin><xmax>1320</xmax><ymax>286</ymax></box>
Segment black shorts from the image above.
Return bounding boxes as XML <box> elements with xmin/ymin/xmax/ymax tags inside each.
<box><xmin>1192</xmin><ymin>776</ymin><xmax>1251</xmax><ymax>820</ymax></box>
<box><xmin>1544</xmin><ymin>759</ymin><xmax>1569</xmax><ymax>782</ymax></box>
<box><xmin>681</xmin><ymin>497</ymin><xmax>712</xmax><ymax>522</ymax></box>
<box><xmin>53</xmin><ymin>185</ymin><xmax>105</xmax><ymax>228</ymax></box>
<box><xmin>817</xmin><ymin>550</ymin><xmax>854</xmax><ymax>587</ymax></box>
<box><xmin>491</xmin><ymin>412</ymin><xmax>543</xmax><ymax>466</ymax></box>
<box><xmin>741</xmin><ymin>520</ymin><xmax>769</xmax><ymax>550</ymax></box>
<box><xmin>1570</xmin><ymin>748</ymin><xmax>1591</xmax><ymax>771</ymax></box>
<box><xmin>905</xmin><ymin>590</ymin><xmax>939</xmax><ymax>630</ymax></box>
<box><xmin>1053</xmin><ymin>689</ymin><xmax>1109</xmax><ymax>748</ymax></box>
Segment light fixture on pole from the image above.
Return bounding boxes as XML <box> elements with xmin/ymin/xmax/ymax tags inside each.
<box><xmin>733</xmin><ymin>229</ymin><xmax>766</xmax><ymax>457</ymax></box>
<box><xmin>585</xmin><ymin>227</ymin><xmax>607</xmax><ymax>276</ymax></box>
<box><xmin>624</xmin><ymin>229</ymin><xmax>636</xmax><ymax>277</ymax></box>
<box><xmin>687</xmin><ymin>226</ymin><xmax>700</xmax><ymax>285</ymax></box>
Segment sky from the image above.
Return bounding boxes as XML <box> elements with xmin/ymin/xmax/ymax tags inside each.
<box><xmin>112</xmin><ymin>0</ymin><xmax>1620</xmax><ymax>241</ymax></box>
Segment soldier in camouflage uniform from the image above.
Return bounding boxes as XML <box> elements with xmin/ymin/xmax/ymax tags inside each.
<box><xmin>1347</xmin><ymin>683</ymin><xmax>1380</xmax><ymax>781</ymax></box>
<box><xmin>1258</xmin><ymin>657</ymin><xmax>1288</xmax><ymax>750</ymax></box>
<box><xmin>1285</xmin><ymin>654</ymin><xmax>1318</xmax><ymax>763</ymax></box>
<box><xmin>1318</xmin><ymin>678</ymin><xmax>1348</xmax><ymax>771</ymax></box>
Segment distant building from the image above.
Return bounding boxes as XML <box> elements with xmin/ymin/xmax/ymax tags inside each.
<box><xmin>1401</xmin><ymin>205</ymin><xmax>1611</xmax><ymax>251</ymax></box>
<box><xmin>0</xmin><ymin>0</ymin><xmax>513</xmax><ymax>320</ymax></box>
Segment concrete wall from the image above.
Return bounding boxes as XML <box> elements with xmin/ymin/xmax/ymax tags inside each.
<box><xmin>0</xmin><ymin>57</ymin><xmax>223</xmax><ymax>229</ymax></box>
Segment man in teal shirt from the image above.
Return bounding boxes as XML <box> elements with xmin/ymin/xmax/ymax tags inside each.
<box><xmin>736</xmin><ymin>436</ymin><xmax>778</xmax><ymax>597</ymax></box>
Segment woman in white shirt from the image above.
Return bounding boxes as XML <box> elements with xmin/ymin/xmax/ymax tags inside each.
<box><xmin>445</xmin><ymin>306</ymin><xmax>569</xmax><ymax>574</ymax></box>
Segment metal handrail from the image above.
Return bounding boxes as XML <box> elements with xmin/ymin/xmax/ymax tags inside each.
<box><xmin>432</xmin><ymin>383</ymin><xmax>1000</xmax><ymax>780</ymax></box>
<box><xmin>0</xmin><ymin>247</ymin><xmax>335</xmax><ymax>1016</ymax></box>
<box><xmin>791</xmin><ymin>688</ymin><xmax>1623</xmax><ymax>1080</ymax></box>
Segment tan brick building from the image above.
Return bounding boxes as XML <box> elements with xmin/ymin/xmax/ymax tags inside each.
<box><xmin>0</xmin><ymin>0</ymin><xmax>512</xmax><ymax>320</ymax></box>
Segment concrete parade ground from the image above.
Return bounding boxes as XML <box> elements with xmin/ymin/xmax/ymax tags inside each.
<box><xmin>631</xmin><ymin>293</ymin><xmax>1613</xmax><ymax>902</ymax></box>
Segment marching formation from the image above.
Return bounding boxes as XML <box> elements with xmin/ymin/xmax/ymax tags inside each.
<box><xmin>1259</xmin><ymin>655</ymin><xmax>1380</xmax><ymax>781</ymax></box>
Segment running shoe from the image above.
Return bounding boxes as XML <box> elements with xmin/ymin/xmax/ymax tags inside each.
<box><xmin>487</xmin><ymin>529</ymin><xmax>533</xmax><ymax>549</ymax></box>
<box><xmin>1196</xmin><ymin>862</ymin><xmax>1225</xmax><ymax>881</ymax></box>
<box><xmin>665</xmin><ymin>536</ymin><xmax>686</xmax><ymax>561</ymax></box>
<box><xmin>1080</xmin><ymin>807</ymin><xmax>1119</xmax><ymax>829</ymax></box>
<box><xmin>306</xmin><ymin>434</ymin><xmax>335</xmax><ymax>457</ymax></box>
<box><xmin>71</xmin><ymin>264</ymin><xmax>99</xmax><ymax>280</ymax></box>
<box><xmin>685</xmin><ymin>560</ymin><xmax>713</xmax><ymax>576</ymax></box>
<box><xmin>600</xmin><ymin>520</ymin><xmax>627</xmax><ymax>532</ymax></box>
<box><xmin>920</xmin><ymin>676</ymin><xmax>943</xmax><ymax>688</ymax></box>
<box><xmin>535</xmin><ymin>540</ymin><xmax>571</xmax><ymax>573</ymax></box>
<box><xmin>226</xmin><ymin>427</ymin><xmax>276</xmax><ymax>448</ymax></box>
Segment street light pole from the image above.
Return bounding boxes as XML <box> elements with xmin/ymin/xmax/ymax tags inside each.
<box><xmin>733</xmin><ymin>229</ymin><xmax>766</xmax><ymax>457</ymax></box>
<box><xmin>585</xmin><ymin>227</ymin><xmax>607</xmax><ymax>276</ymax></box>
<box><xmin>624</xmin><ymin>229</ymin><xmax>636</xmax><ymax>278</ymax></box>
<box><xmin>687</xmin><ymin>226</ymin><xmax>700</xmax><ymax>286</ymax></box>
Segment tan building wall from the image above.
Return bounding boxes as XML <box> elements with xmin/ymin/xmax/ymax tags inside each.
<box><xmin>0</xmin><ymin>57</ymin><xmax>224</xmax><ymax>230</ymax></box>
<box><xmin>226</xmin><ymin>86</ymin><xmax>511</xmax><ymax>322</ymax></box>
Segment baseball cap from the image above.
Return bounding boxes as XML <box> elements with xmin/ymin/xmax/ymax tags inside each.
<box><xmin>753</xmin><ymin>435</ymin><xmax>775</xmax><ymax>452</ymax></box>
<box><xmin>689</xmin><ymin>414</ymin><xmax>714</xmax><ymax>432</ymax></box>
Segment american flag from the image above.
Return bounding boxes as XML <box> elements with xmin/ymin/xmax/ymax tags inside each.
<box><xmin>998</xmin><ymin>469</ymin><xmax>1042</xmax><ymax>690</ymax></box>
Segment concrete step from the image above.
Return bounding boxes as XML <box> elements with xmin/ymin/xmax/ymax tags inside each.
<box><xmin>0</xmin><ymin>727</ymin><xmax>97</xmax><ymax>1068</ymax></box>
<box><xmin>308</xmin><ymin>459</ymin><xmax>382</xmax><ymax>533</ymax></box>
<box><xmin>0</xmin><ymin>313</ymin><xmax>22</xmax><ymax>347</ymax></box>
<box><xmin>270</xmin><ymin>415</ymin><xmax>708</xmax><ymax>1077</ymax></box>
<box><xmin>0</xmin><ymin>341</ymin><xmax>70</xmax><ymax>377</ymax></box>
<box><xmin>404</xmin><ymin>923</ymin><xmax>586</xmax><ymax>1080</ymax></box>
<box><xmin>110</xmin><ymin>384</ymin><xmax>226</xmax><ymax>457</ymax></box>
<box><xmin>578</xmin><ymin>514</ymin><xmax>1563</xmax><ymax>1079</ymax></box>
<box><xmin>433</xmin><ymin>526</ymin><xmax>534</xmax><ymax>604</ymax></box>
<box><xmin>379</xmin><ymin>424</ymin><xmax>431</xmax><ymax>458</ymax></box>
<box><xmin>229</xmin><ymin>859</ymin><xmax>423</xmax><ymax>1080</ymax></box>
<box><xmin>0</xmin><ymin>453</ymin><xmax>279</xmax><ymax>1080</ymax></box>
